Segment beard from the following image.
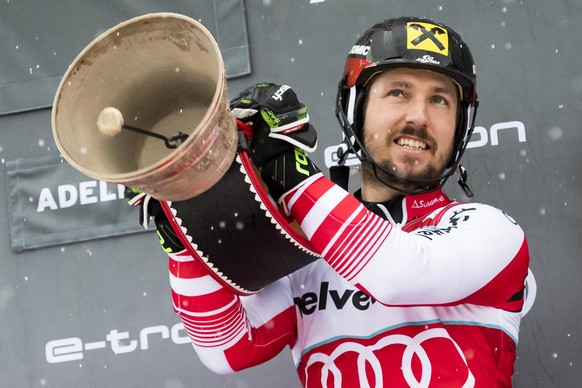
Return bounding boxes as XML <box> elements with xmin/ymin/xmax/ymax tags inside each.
<box><xmin>361</xmin><ymin>125</ymin><xmax>451</xmax><ymax>193</ymax></box>
<box><xmin>361</xmin><ymin>157</ymin><xmax>443</xmax><ymax>193</ymax></box>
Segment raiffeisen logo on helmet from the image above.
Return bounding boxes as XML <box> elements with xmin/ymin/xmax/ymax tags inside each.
<box><xmin>348</xmin><ymin>44</ymin><xmax>370</xmax><ymax>56</ymax></box>
<box><xmin>406</xmin><ymin>22</ymin><xmax>449</xmax><ymax>56</ymax></box>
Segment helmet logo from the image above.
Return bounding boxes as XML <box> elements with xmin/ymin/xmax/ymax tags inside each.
<box><xmin>416</xmin><ymin>54</ymin><xmax>440</xmax><ymax>65</ymax></box>
<box><xmin>349</xmin><ymin>44</ymin><xmax>370</xmax><ymax>56</ymax></box>
<box><xmin>406</xmin><ymin>22</ymin><xmax>449</xmax><ymax>56</ymax></box>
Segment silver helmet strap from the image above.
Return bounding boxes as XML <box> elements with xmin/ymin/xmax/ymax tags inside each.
<box><xmin>347</xmin><ymin>85</ymin><xmax>357</xmax><ymax>124</ymax></box>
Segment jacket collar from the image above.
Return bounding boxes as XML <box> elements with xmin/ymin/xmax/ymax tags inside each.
<box><xmin>355</xmin><ymin>188</ymin><xmax>452</xmax><ymax>225</ymax></box>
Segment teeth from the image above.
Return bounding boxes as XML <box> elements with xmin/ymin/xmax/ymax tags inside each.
<box><xmin>397</xmin><ymin>138</ymin><xmax>427</xmax><ymax>150</ymax></box>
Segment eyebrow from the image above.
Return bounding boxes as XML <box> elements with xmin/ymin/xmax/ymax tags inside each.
<box><xmin>433</xmin><ymin>85</ymin><xmax>457</xmax><ymax>98</ymax></box>
<box><xmin>390</xmin><ymin>80</ymin><xmax>455</xmax><ymax>95</ymax></box>
<box><xmin>388</xmin><ymin>80</ymin><xmax>458</xmax><ymax>100</ymax></box>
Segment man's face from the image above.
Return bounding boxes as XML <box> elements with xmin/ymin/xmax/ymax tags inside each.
<box><xmin>361</xmin><ymin>67</ymin><xmax>458</xmax><ymax>191</ymax></box>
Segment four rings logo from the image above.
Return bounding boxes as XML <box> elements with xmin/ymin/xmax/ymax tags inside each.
<box><xmin>303</xmin><ymin>328</ymin><xmax>475</xmax><ymax>387</ymax></box>
<box><xmin>407</xmin><ymin>22</ymin><xmax>449</xmax><ymax>56</ymax></box>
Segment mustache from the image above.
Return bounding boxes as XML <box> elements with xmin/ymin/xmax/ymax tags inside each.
<box><xmin>394</xmin><ymin>125</ymin><xmax>436</xmax><ymax>151</ymax></box>
<box><xmin>399</xmin><ymin>125</ymin><xmax>429</xmax><ymax>140</ymax></box>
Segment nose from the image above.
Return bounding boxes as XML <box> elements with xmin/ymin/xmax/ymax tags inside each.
<box><xmin>404</xmin><ymin>99</ymin><xmax>428</xmax><ymax>128</ymax></box>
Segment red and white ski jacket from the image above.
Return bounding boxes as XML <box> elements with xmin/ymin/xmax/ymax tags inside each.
<box><xmin>169</xmin><ymin>174</ymin><xmax>530</xmax><ymax>387</ymax></box>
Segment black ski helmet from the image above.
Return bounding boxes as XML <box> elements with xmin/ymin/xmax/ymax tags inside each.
<box><xmin>335</xmin><ymin>17</ymin><xmax>479</xmax><ymax>194</ymax></box>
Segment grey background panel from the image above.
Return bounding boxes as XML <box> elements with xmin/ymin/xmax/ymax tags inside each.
<box><xmin>0</xmin><ymin>0</ymin><xmax>580</xmax><ymax>387</ymax></box>
<box><xmin>0</xmin><ymin>0</ymin><xmax>250</xmax><ymax>115</ymax></box>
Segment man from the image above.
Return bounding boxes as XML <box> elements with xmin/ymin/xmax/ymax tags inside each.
<box><xmin>136</xmin><ymin>17</ymin><xmax>532</xmax><ymax>387</ymax></box>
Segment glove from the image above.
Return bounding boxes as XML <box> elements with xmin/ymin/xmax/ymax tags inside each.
<box><xmin>230</xmin><ymin>83</ymin><xmax>320</xmax><ymax>201</ymax></box>
<box><xmin>230</xmin><ymin>82</ymin><xmax>318</xmax><ymax>166</ymax></box>
<box><xmin>124</xmin><ymin>187</ymin><xmax>184</xmax><ymax>254</ymax></box>
<box><xmin>259</xmin><ymin>146</ymin><xmax>320</xmax><ymax>202</ymax></box>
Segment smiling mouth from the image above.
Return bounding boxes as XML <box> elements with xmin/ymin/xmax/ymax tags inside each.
<box><xmin>396</xmin><ymin>137</ymin><xmax>428</xmax><ymax>151</ymax></box>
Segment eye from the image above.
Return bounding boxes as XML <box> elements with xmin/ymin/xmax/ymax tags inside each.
<box><xmin>387</xmin><ymin>89</ymin><xmax>405</xmax><ymax>98</ymax></box>
<box><xmin>431</xmin><ymin>95</ymin><xmax>449</xmax><ymax>105</ymax></box>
